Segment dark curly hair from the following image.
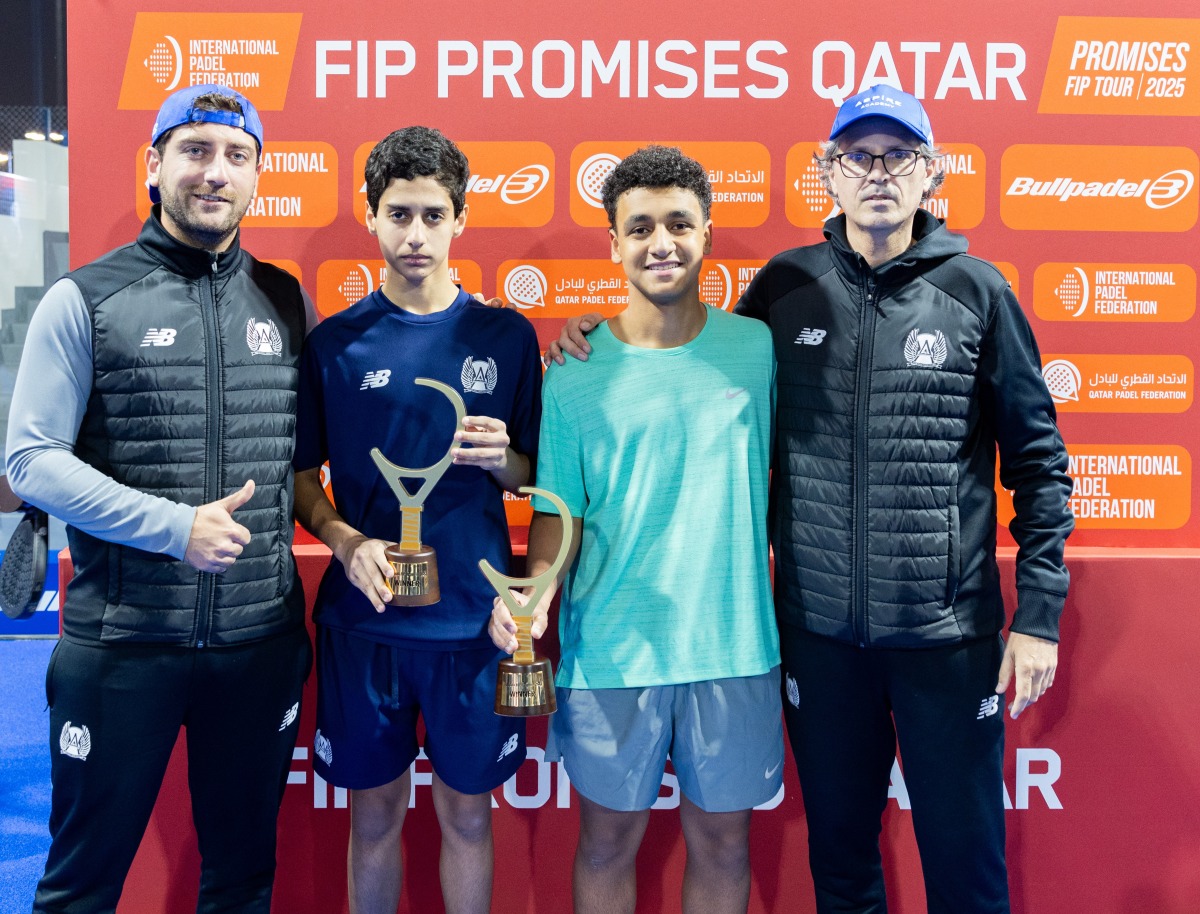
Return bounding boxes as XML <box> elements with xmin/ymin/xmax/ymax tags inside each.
<box><xmin>601</xmin><ymin>145</ymin><xmax>712</xmax><ymax>228</ymax></box>
<box><xmin>364</xmin><ymin>126</ymin><xmax>469</xmax><ymax>215</ymax></box>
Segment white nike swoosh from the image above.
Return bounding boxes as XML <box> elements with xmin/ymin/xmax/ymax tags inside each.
<box><xmin>764</xmin><ymin>761</ymin><xmax>781</xmax><ymax>779</ymax></box>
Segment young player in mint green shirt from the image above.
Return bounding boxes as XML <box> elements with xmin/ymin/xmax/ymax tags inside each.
<box><xmin>490</xmin><ymin>146</ymin><xmax>781</xmax><ymax>914</ymax></box>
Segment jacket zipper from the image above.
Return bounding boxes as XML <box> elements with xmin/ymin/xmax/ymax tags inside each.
<box><xmin>194</xmin><ymin>253</ymin><xmax>222</xmax><ymax>648</ymax></box>
<box><xmin>852</xmin><ymin>269</ymin><xmax>877</xmax><ymax>648</ymax></box>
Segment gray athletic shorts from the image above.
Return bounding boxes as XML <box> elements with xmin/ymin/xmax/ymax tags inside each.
<box><xmin>547</xmin><ymin>667</ymin><xmax>784</xmax><ymax>813</ymax></box>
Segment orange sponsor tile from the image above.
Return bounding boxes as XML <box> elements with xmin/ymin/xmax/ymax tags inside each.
<box><xmin>119</xmin><ymin>13</ymin><xmax>302</xmax><ymax>110</ymax></box>
<box><xmin>998</xmin><ymin>444</ymin><xmax>1190</xmax><ymax>530</ymax></box>
<box><xmin>785</xmin><ymin>141</ymin><xmax>837</xmax><ymax>229</ymax></box>
<box><xmin>352</xmin><ymin>141</ymin><xmax>554</xmax><ymax>228</ymax></box>
<box><xmin>496</xmin><ymin>258</ymin><xmax>764</xmax><ymax>318</ymax></box>
<box><xmin>1038</xmin><ymin>17</ymin><xmax>1200</xmax><ymax>117</ymax></box>
<box><xmin>498</xmin><ymin>260</ymin><xmax>626</xmax><ymax>319</ymax></box>
<box><xmin>1033</xmin><ymin>263</ymin><xmax>1195</xmax><ymax>322</ymax></box>
<box><xmin>1040</xmin><ymin>354</ymin><xmax>1192</xmax><ymax>413</ymax></box>
<box><xmin>923</xmin><ymin>144</ymin><xmax>985</xmax><ymax>230</ymax></box>
<box><xmin>570</xmin><ymin>142</ymin><xmax>769</xmax><ymax>228</ymax></box>
<box><xmin>135</xmin><ymin>142</ymin><xmax>338</xmax><ymax>228</ymax></box>
<box><xmin>1001</xmin><ymin>145</ymin><xmax>1198</xmax><ymax>233</ymax></box>
<box><xmin>315</xmin><ymin>259</ymin><xmax>482</xmax><ymax>318</ymax></box>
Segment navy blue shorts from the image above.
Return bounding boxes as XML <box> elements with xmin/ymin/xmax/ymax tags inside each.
<box><xmin>313</xmin><ymin>626</ymin><xmax>526</xmax><ymax>794</ymax></box>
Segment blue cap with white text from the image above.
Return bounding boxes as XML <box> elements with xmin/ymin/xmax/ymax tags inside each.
<box><xmin>829</xmin><ymin>84</ymin><xmax>933</xmax><ymax>144</ymax></box>
<box><xmin>148</xmin><ymin>84</ymin><xmax>264</xmax><ymax>202</ymax></box>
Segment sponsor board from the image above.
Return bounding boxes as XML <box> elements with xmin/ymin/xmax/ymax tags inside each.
<box><xmin>1038</xmin><ymin>17</ymin><xmax>1200</xmax><ymax>116</ymax></box>
<box><xmin>570</xmin><ymin>142</ymin><xmax>769</xmax><ymax>227</ymax></box>
<box><xmin>785</xmin><ymin>140</ymin><xmax>837</xmax><ymax>228</ymax></box>
<box><xmin>119</xmin><ymin>12</ymin><xmax>302</xmax><ymax>108</ymax></box>
<box><xmin>923</xmin><ymin>143</ymin><xmax>985</xmax><ymax>229</ymax></box>
<box><xmin>1033</xmin><ymin>263</ymin><xmax>1195</xmax><ymax>322</ymax></box>
<box><xmin>496</xmin><ymin>259</ymin><xmax>762</xmax><ymax>316</ymax></box>
<box><xmin>135</xmin><ymin>141</ymin><xmax>338</xmax><ymax>227</ymax></box>
<box><xmin>999</xmin><ymin>445</ymin><xmax>1190</xmax><ymax>529</ymax></box>
<box><xmin>497</xmin><ymin>260</ymin><xmax>627</xmax><ymax>317</ymax></box>
<box><xmin>1001</xmin><ymin>145</ymin><xmax>1198</xmax><ymax>232</ymax></box>
<box><xmin>315</xmin><ymin>260</ymin><xmax>483</xmax><ymax>317</ymax></box>
<box><xmin>352</xmin><ymin>140</ymin><xmax>554</xmax><ymax>228</ymax></box>
<box><xmin>1041</xmin><ymin>354</ymin><xmax>1192</xmax><ymax>412</ymax></box>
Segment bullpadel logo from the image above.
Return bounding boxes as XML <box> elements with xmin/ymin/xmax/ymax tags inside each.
<box><xmin>1001</xmin><ymin>145</ymin><xmax>1198</xmax><ymax>232</ymax></box>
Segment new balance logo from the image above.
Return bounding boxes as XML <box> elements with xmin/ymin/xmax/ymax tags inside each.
<box><xmin>497</xmin><ymin>733</ymin><xmax>519</xmax><ymax>762</ymax></box>
<box><xmin>977</xmin><ymin>695</ymin><xmax>1000</xmax><ymax>719</ymax></box>
<box><xmin>360</xmin><ymin>369</ymin><xmax>391</xmax><ymax>390</ymax></box>
<box><xmin>794</xmin><ymin>328</ymin><xmax>827</xmax><ymax>346</ymax></box>
<box><xmin>279</xmin><ymin>702</ymin><xmax>299</xmax><ymax>732</ymax></box>
<box><xmin>140</xmin><ymin>328</ymin><xmax>177</xmax><ymax>347</ymax></box>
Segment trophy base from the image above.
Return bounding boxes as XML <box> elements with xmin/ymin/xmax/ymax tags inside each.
<box><xmin>495</xmin><ymin>657</ymin><xmax>557</xmax><ymax>716</ymax></box>
<box><xmin>384</xmin><ymin>544</ymin><xmax>440</xmax><ymax>606</ymax></box>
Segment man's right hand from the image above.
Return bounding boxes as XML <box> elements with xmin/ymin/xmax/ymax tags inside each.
<box><xmin>184</xmin><ymin>480</ymin><xmax>255</xmax><ymax>573</ymax></box>
<box><xmin>334</xmin><ymin>534</ymin><xmax>396</xmax><ymax>613</ymax></box>
<box><xmin>545</xmin><ymin>312</ymin><xmax>605</xmax><ymax>366</ymax></box>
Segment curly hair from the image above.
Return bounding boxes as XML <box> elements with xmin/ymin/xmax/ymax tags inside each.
<box><xmin>601</xmin><ymin>145</ymin><xmax>712</xmax><ymax>228</ymax></box>
<box><xmin>365</xmin><ymin>126</ymin><xmax>469</xmax><ymax>216</ymax></box>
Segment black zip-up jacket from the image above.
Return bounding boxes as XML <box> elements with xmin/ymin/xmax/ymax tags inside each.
<box><xmin>738</xmin><ymin>211</ymin><xmax>1072</xmax><ymax>648</ymax></box>
<box><xmin>62</xmin><ymin>212</ymin><xmax>306</xmax><ymax>646</ymax></box>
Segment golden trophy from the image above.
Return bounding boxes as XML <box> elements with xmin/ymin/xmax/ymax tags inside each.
<box><xmin>479</xmin><ymin>487</ymin><xmax>574</xmax><ymax>716</ymax></box>
<box><xmin>370</xmin><ymin>377</ymin><xmax>466</xmax><ymax>606</ymax></box>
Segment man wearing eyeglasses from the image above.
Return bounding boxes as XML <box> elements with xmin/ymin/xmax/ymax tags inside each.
<box><xmin>737</xmin><ymin>84</ymin><xmax>1073</xmax><ymax>913</ymax></box>
<box><xmin>548</xmin><ymin>84</ymin><xmax>1073</xmax><ymax>914</ymax></box>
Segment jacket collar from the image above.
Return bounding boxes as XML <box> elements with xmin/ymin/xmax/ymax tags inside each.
<box><xmin>136</xmin><ymin>205</ymin><xmax>244</xmax><ymax>281</ymax></box>
<box><xmin>823</xmin><ymin>209</ymin><xmax>968</xmax><ymax>285</ymax></box>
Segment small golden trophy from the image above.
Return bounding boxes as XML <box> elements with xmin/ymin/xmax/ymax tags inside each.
<box><xmin>370</xmin><ymin>378</ymin><xmax>466</xmax><ymax>606</ymax></box>
<box><xmin>480</xmin><ymin>487</ymin><xmax>574</xmax><ymax>716</ymax></box>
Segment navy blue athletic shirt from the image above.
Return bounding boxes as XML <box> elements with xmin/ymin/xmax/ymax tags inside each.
<box><xmin>295</xmin><ymin>288</ymin><xmax>542</xmax><ymax>648</ymax></box>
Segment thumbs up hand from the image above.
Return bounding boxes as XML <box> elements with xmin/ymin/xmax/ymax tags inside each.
<box><xmin>184</xmin><ymin>480</ymin><xmax>255</xmax><ymax>573</ymax></box>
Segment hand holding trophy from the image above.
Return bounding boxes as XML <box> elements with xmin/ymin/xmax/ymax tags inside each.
<box><xmin>370</xmin><ymin>377</ymin><xmax>466</xmax><ymax>606</ymax></box>
<box><xmin>480</xmin><ymin>488</ymin><xmax>574</xmax><ymax>716</ymax></box>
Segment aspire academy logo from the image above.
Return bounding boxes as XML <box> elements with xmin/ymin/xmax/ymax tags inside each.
<box><xmin>353</xmin><ymin>141</ymin><xmax>554</xmax><ymax>228</ymax></box>
<box><xmin>118</xmin><ymin>13</ymin><xmax>302</xmax><ymax>110</ymax></box>
<box><xmin>1001</xmin><ymin>145</ymin><xmax>1198</xmax><ymax>232</ymax></box>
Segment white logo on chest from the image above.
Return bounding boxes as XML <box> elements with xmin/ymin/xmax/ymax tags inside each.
<box><xmin>461</xmin><ymin>356</ymin><xmax>498</xmax><ymax>394</ymax></box>
<box><xmin>903</xmin><ymin>328</ymin><xmax>948</xmax><ymax>368</ymax></box>
<box><xmin>246</xmin><ymin>318</ymin><xmax>283</xmax><ymax>356</ymax></box>
<box><xmin>140</xmin><ymin>328</ymin><xmax>176</xmax><ymax>347</ymax></box>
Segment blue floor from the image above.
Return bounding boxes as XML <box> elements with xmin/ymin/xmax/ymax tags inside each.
<box><xmin>0</xmin><ymin>638</ymin><xmax>54</xmax><ymax>914</ymax></box>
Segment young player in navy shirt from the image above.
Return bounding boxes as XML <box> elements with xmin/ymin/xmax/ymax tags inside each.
<box><xmin>293</xmin><ymin>126</ymin><xmax>541</xmax><ymax>914</ymax></box>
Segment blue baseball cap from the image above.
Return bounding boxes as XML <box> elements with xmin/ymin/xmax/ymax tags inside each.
<box><xmin>148</xmin><ymin>84</ymin><xmax>264</xmax><ymax>202</ymax></box>
<box><xmin>829</xmin><ymin>84</ymin><xmax>933</xmax><ymax>144</ymax></box>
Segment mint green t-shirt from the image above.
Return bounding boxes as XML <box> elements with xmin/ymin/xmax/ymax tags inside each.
<box><xmin>533</xmin><ymin>305</ymin><xmax>778</xmax><ymax>689</ymax></box>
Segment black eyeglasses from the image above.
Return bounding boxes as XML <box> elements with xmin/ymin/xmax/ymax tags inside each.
<box><xmin>833</xmin><ymin>149</ymin><xmax>926</xmax><ymax>178</ymax></box>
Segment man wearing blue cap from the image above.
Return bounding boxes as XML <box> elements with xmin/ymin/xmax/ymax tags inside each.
<box><xmin>737</xmin><ymin>84</ymin><xmax>1073</xmax><ymax>913</ymax></box>
<box><xmin>6</xmin><ymin>85</ymin><xmax>312</xmax><ymax>913</ymax></box>
<box><xmin>548</xmin><ymin>84</ymin><xmax>1072</xmax><ymax>913</ymax></box>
